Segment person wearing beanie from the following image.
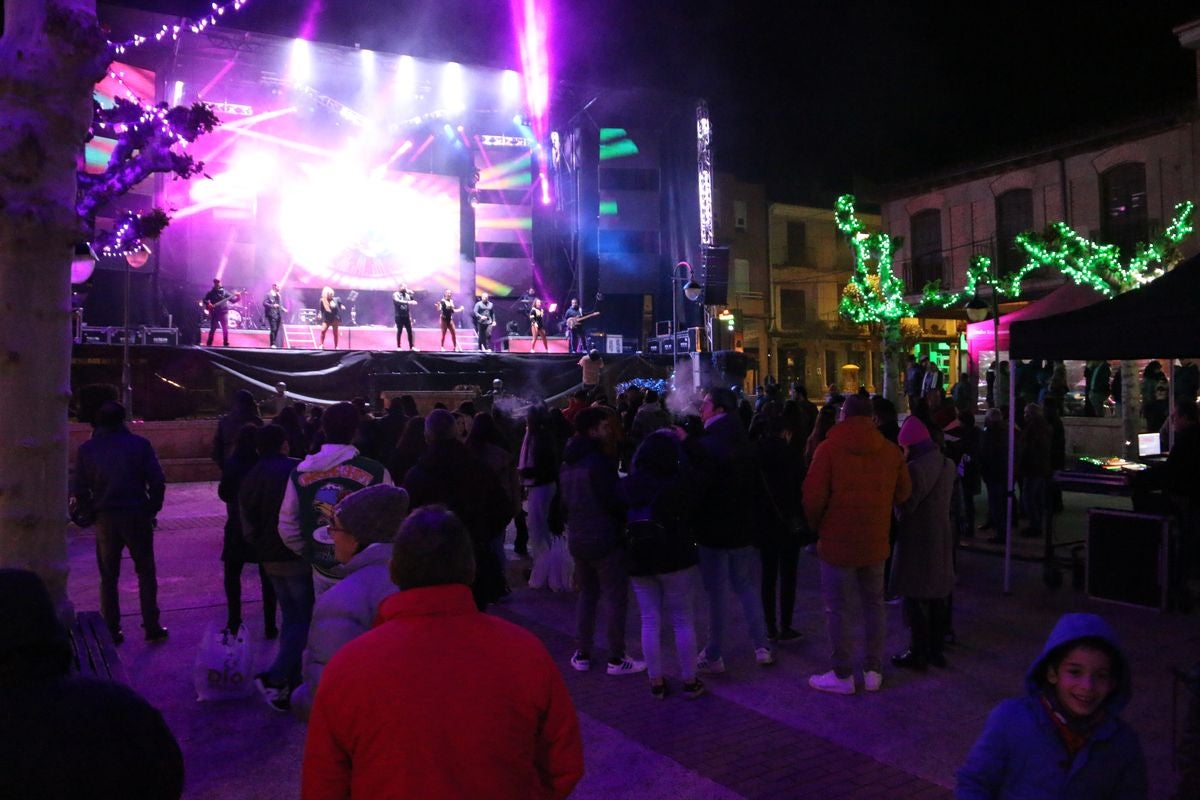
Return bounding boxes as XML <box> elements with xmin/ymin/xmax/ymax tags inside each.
<box><xmin>303</xmin><ymin>507</ymin><xmax>583</xmax><ymax>800</ymax></box>
<box><xmin>802</xmin><ymin>392</ymin><xmax>911</xmax><ymax>694</ymax></box>
<box><xmin>890</xmin><ymin>417</ymin><xmax>957</xmax><ymax>672</ymax></box>
<box><xmin>279</xmin><ymin>401</ymin><xmax>391</xmax><ymax>596</ymax></box>
<box><xmin>285</xmin><ymin>484</ymin><xmax>410</xmax><ymax>718</ymax></box>
<box><xmin>0</xmin><ymin>570</ymin><xmax>184</xmax><ymax>799</ymax></box>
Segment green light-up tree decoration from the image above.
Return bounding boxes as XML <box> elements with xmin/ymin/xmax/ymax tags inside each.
<box><xmin>1012</xmin><ymin>201</ymin><xmax>1194</xmax><ymax>297</ymax></box>
<box><xmin>835</xmin><ymin>194</ymin><xmax>914</xmax><ymax>403</ymax></box>
<box><xmin>919</xmin><ymin>252</ymin><xmax>1037</xmax><ymax>310</ymax></box>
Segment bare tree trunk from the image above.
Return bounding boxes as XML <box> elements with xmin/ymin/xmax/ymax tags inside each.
<box><xmin>0</xmin><ymin>0</ymin><xmax>106</xmax><ymax>617</ymax></box>
<box><xmin>1120</xmin><ymin>360</ymin><xmax>1138</xmax><ymax>460</ymax></box>
<box><xmin>880</xmin><ymin>317</ymin><xmax>900</xmax><ymax>405</ymax></box>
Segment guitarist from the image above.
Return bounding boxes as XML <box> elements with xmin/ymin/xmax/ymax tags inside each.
<box><xmin>472</xmin><ymin>292</ymin><xmax>496</xmax><ymax>352</ymax></box>
<box><xmin>563</xmin><ymin>298</ymin><xmax>585</xmax><ymax>353</ymax></box>
<box><xmin>203</xmin><ymin>278</ymin><xmax>239</xmax><ymax>347</ymax></box>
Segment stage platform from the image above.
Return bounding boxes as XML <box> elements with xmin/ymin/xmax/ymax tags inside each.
<box><xmin>71</xmin><ymin>342</ymin><xmax>672</xmax><ymax>421</ymax></box>
<box><xmin>198</xmin><ymin>324</ymin><xmax>577</xmax><ymax>354</ymax></box>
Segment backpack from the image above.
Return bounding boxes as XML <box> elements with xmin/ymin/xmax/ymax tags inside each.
<box><xmin>624</xmin><ymin>493</ymin><xmax>670</xmax><ymax>569</ymax></box>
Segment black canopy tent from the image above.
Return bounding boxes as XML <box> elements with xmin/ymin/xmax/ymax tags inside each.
<box><xmin>1009</xmin><ymin>253</ymin><xmax>1200</xmax><ymax>360</ymax></box>
<box><xmin>998</xmin><ymin>254</ymin><xmax>1200</xmax><ymax>592</ymax></box>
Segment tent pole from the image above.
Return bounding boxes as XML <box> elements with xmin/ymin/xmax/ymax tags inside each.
<box><xmin>1170</xmin><ymin>361</ymin><xmax>1177</xmax><ymax>451</ymax></box>
<box><xmin>1004</xmin><ymin>357</ymin><xmax>1016</xmax><ymax>594</ymax></box>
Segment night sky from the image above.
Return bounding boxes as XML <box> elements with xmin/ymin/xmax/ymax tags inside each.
<box><xmin>91</xmin><ymin>1</ymin><xmax>1200</xmax><ymax>202</ymax></box>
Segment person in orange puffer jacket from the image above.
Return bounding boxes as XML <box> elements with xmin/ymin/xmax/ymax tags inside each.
<box><xmin>802</xmin><ymin>394</ymin><xmax>911</xmax><ymax>696</ymax></box>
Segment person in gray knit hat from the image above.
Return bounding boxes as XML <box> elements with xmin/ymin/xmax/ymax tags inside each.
<box><xmin>280</xmin><ymin>484</ymin><xmax>410</xmax><ymax>718</ymax></box>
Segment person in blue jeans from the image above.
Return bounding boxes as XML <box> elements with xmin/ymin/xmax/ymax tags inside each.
<box><xmin>685</xmin><ymin>387</ymin><xmax>774</xmax><ymax>673</ymax></box>
<box><xmin>560</xmin><ymin>407</ymin><xmax>645</xmax><ymax>676</ymax></box>
<box><xmin>237</xmin><ymin>424</ymin><xmax>309</xmax><ymax>710</ymax></box>
<box><xmin>620</xmin><ymin>432</ymin><xmax>705</xmax><ymax>699</ymax></box>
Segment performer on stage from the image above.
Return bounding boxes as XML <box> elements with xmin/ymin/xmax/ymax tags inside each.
<box><xmin>319</xmin><ymin>286</ymin><xmax>341</xmax><ymax>349</ymax></box>
<box><xmin>563</xmin><ymin>298</ymin><xmax>585</xmax><ymax>354</ymax></box>
<box><xmin>529</xmin><ymin>297</ymin><xmax>550</xmax><ymax>352</ymax></box>
<box><xmin>473</xmin><ymin>292</ymin><xmax>496</xmax><ymax>352</ymax></box>
<box><xmin>437</xmin><ymin>289</ymin><xmax>464</xmax><ymax>351</ymax></box>
<box><xmin>263</xmin><ymin>283</ymin><xmax>287</xmax><ymax>348</ymax></box>
<box><xmin>203</xmin><ymin>278</ymin><xmax>239</xmax><ymax>347</ymax></box>
<box><xmin>392</xmin><ymin>282</ymin><xmax>418</xmax><ymax>350</ymax></box>
<box><xmin>516</xmin><ymin>286</ymin><xmax>536</xmax><ymax>334</ymax></box>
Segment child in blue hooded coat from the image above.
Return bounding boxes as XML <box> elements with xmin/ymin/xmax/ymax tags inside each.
<box><xmin>956</xmin><ymin>612</ymin><xmax>1146</xmax><ymax>799</ymax></box>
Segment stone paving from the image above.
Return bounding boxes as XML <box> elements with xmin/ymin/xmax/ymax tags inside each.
<box><xmin>65</xmin><ymin>482</ymin><xmax>1200</xmax><ymax>799</ymax></box>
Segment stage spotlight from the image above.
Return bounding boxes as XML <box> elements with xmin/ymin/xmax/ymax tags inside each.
<box><xmin>501</xmin><ymin>69</ymin><xmax>521</xmax><ymax>106</ymax></box>
<box><xmin>172</xmin><ymin>80</ymin><xmax>184</xmax><ymax>106</ymax></box>
<box><xmin>289</xmin><ymin>38</ymin><xmax>312</xmax><ymax>84</ymax></box>
<box><xmin>395</xmin><ymin>55</ymin><xmax>416</xmax><ymax>100</ymax></box>
<box><xmin>441</xmin><ymin>61</ymin><xmax>466</xmax><ymax>112</ymax></box>
<box><xmin>360</xmin><ymin>47</ymin><xmax>376</xmax><ymax>82</ymax></box>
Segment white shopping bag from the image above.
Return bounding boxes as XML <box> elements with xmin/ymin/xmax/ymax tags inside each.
<box><xmin>193</xmin><ymin>622</ymin><xmax>254</xmax><ymax>701</ymax></box>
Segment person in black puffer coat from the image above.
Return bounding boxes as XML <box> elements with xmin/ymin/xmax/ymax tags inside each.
<box><xmin>620</xmin><ymin>431</ymin><xmax>704</xmax><ymax>699</ymax></box>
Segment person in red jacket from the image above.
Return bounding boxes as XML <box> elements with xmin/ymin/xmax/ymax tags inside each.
<box><xmin>302</xmin><ymin>505</ymin><xmax>584</xmax><ymax>800</ymax></box>
<box><xmin>802</xmin><ymin>394</ymin><xmax>911</xmax><ymax>696</ymax></box>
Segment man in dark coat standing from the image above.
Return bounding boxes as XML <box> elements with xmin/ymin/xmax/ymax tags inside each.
<box><xmin>263</xmin><ymin>282</ymin><xmax>286</xmax><ymax>348</ymax></box>
<box><xmin>239</xmin><ymin>424</ymin><xmax>308</xmax><ymax>700</ymax></box>
<box><xmin>72</xmin><ymin>401</ymin><xmax>168</xmax><ymax>644</ymax></box>
<box><xmin>403</xmin><ymin>409</ymin><xmax>513</xmax><ymax>608</ymax></box>
<box><xmin>687</xmin><ymin>387</ymin><xmax>774</xmax><ymax>673</ymax></box>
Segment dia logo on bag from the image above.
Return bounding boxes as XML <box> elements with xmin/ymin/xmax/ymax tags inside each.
<box><xmin>194</xmin><ymin>623</ymin><xmax>255</xmax><ymax>701</ymax></box>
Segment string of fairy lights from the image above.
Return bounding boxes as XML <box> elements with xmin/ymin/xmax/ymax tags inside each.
<box><xmin>837</xmin><ymin>194</ymin><xmax>1197</xmax><ymax>332</ymax></box>
<box><xmin>108</xmin><ymin>0</ymin><xmax>253</xmax><ymax>55</ymax></box>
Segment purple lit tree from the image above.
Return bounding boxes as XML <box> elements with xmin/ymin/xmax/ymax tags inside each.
<box><xmin>0</xmin><ymin>0</ymin><xmax>216</xmax><ymax>614</ymax></box>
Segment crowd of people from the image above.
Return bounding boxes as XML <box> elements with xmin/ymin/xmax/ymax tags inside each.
<box><xmin>50</xmin><ymin>366</ymin><xmax>1200</xmax><ymax>798</ymax></box>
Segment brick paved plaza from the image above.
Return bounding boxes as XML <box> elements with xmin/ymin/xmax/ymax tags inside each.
<box><xmin>67</xmin><ymin>483</ymin><xmax>1199</xmax><ymax>799</ymax></box>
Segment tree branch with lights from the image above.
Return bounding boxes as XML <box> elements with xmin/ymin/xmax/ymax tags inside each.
<box><xmin>77</xmin><ymin>97</ymin><xmax>218</xmax><ymax>253</ymax></box>
<box><xmin>1012</xmin><ymin>200</ymin><xmax>1195</xmax><ymax>297</ymax></box>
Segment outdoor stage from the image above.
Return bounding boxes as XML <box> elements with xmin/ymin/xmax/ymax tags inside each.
<box><xmin>199</xmin><ymin>324</ymin><xmax>573</xmax><ymax>354</ymax></box>
<box><xmin>71</xmin><ymin>341</ymin><xmax>672</xmax><ymax>421</ymax></box>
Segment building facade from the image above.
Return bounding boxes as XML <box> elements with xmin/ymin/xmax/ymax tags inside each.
<box><xmin>766</xmin><ymin>203</ymin><xmax>879</xmax><ymax>396</ymax></box>
<box><xmin>712</xmin><ymin>172</ymin><xmax>770</xmax><ymax>389</ymax></box>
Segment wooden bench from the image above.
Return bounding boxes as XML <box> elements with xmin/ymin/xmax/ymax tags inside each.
<box><xmin>68</xmin><ymin>611</ymin><xmax>128</xmax><ymax>684</ymax></box>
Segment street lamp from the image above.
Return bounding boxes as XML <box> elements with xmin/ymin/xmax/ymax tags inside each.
<box><xmin>121</xmin><ymin>244</ymin><xmax>151</xmax><ymax>414</ymax></box>
<box><xmin>671</xmin><ymin>261</ymin><xmax>702</xmax><ymax>376</ymax></box>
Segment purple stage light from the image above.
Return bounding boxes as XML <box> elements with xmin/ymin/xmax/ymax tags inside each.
<box><xmin>511</xmin><ymin>0</ymin><xmax>551</xmax><ymax>146</ymax></box>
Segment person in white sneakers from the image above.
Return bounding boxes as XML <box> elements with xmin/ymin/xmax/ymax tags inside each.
<box><xmin>802</xmin><ymin>394</ymin><xmax>911</xmax><ymax>694</ymax></box>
